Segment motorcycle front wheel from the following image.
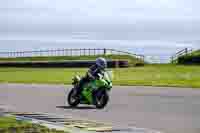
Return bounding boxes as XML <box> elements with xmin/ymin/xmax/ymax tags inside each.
<box><xmin>94</xmin><ymin>90</ymin><xmax>109</xmax><ymax>109</ymax></box>
<box><xmin>67</xmin><ymin>88</ymin><xmax>80</xmax><ymax>107</ymax></box>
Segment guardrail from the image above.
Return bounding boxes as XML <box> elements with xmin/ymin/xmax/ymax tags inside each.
<box><xmin>171</xmin><ymin>48</ymin><xmax>193</xmax><ymax>64</ymax></box>
<box><xmin>0</xmin><ymin>48</ymin><xmax>145</xmax><ymax>62</ymax></box>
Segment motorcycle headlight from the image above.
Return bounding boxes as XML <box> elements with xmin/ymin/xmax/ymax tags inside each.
<box><xmin>72</xmin><ymin>75</ymin><xmax>80</xmax><ymax>85</ymax></box>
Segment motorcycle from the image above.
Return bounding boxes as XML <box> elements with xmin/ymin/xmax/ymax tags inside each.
<box><xmin>67</xmin><ymin>71</ymin><xmax>112</xmax><ymax>109</ymax></box>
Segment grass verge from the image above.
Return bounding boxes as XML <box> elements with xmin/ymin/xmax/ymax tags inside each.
<box><xmin>0</xmin><ymin>116</ymin><xmax>68</xmax><ymax>133</ymax></box>
<box><xmin>0</xmin><ymin>64</ymin><xmax>200</xmax><ymax>88</ymax></box>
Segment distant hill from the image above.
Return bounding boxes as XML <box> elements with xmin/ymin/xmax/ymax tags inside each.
<box><xmin>177</xmin><ymin>49</ymin><xmax>200</xmax><ymax>64</ymax></box>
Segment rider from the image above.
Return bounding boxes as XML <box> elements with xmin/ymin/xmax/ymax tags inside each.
<box><xmin>76</xmin><ymin>57</ymin><xmax>107</xmax><ymax>95</ymax></box>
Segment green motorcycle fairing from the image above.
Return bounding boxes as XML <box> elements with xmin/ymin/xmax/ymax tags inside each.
<box><xmin>81</xmin><ymin>78</ymin><xmax>109</xmax><ymax>104</ymax></box>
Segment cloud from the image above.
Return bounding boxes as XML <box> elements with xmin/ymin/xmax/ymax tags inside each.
<box><xmin>1</xmin><ymin>0</ymin><xmax>200</xmax><ymax>53</ymax></box>
<box><xmin>2</xmin><ymin>0</ymin><xmax>200</xmax><ymax>17</ymax></box>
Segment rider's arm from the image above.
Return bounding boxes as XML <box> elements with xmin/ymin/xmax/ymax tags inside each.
<box><xmin>86</xmin><ymin>65</ymin><xmax>96</xmax><ymax>79</ymax></box>
<box><xmin>87</xmin><ymin>65</ymin><xmax>102</xmax><ymax>80</ymax></box>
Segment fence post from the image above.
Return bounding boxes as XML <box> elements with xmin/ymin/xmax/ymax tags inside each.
<box><xmin>185</xmin><ymin>48</ymin><xmax>188</xmax><ymax>55</ymax></box>
<box><xmin>62</xmin><ymin>49</ymin><xmax>64</xmax><ymax>56</ymax></box>
<box><xmin>103</xmin><ymin>48</ymin><xmax>106</xmax><ymax>55</ymax></box>
<box><xmin>83</xmin><ymin>48</ymin><xmax>86</xmax><ymax>56</ymax></box>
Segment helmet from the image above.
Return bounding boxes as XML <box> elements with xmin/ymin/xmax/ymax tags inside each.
<box><xmin>96</xmin><ymin>57</ymin><xmax>107</xmax><ymax>69</ymax></box>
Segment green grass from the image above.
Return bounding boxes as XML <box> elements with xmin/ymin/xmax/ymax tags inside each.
<box><xmin>0</xmin><ymin>116</ymin><xmax>28</xmax><ymax>128</ymax></box>
<box><xmin>0</xmin><ymin>64</ymin><xmax>200</xmax><ymax>88</ymax></box>
<box><xmin>114</xmin><ymin>64</ymin><xmax>200</xmax><ymax>88</ymax></box>
<box><xmin>0</xmin><ymin>116</ymin><xmax>68</xmax><ymax>133</ymax></box>
<box><xmin>0</xmin><ymin>55</ymin><xmax>143</xmax><ymax>66</ymax></box>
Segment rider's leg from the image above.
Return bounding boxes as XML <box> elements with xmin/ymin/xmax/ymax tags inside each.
<box><xmin>76</xmin><ymin>77</ymin><xmax>90</xmax><ymax>94</ymax></box>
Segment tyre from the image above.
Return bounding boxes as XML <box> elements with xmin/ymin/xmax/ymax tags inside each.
<box><xmin>94</xmin><ymin>90</ymin><xmax>109</xmax><ymax>109</ymax></box>
<box><xmin>67</xmin><ymin>88</ymin><xmax>80</xmax><ymax>107</ymax></box>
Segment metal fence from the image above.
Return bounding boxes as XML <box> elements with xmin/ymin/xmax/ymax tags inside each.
<box><xmin>171</xmin><ymin>48</ymin><xmax>193</xmax><ymax>64</ymax></box>
<box><xmin>0</xmin><ymin>48</ymin><xmax>144</xmax><ymax>61</ymax></box>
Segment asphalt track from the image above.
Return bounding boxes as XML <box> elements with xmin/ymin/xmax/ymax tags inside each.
<box><xmin>0</xmin><ymin>84</ymin><xmax>200</xmax><ymax>133</ymax></box>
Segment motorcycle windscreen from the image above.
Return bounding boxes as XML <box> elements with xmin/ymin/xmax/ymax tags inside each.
<box><xmin>104</xmin><ymin>71</ymin><xmax>113</xmax><ymax>81</ymax></box>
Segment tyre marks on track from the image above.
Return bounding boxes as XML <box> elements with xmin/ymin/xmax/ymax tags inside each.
<box><xmin>8</xmin><ymin>112</ymin><xmax>162</xmax><ymax>133</ymax></box>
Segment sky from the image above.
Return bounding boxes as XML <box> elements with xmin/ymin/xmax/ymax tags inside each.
<box><xmin>1</xmin><ymin>0</ymin><xmax>200</xmax><ymax>62</ymax></box>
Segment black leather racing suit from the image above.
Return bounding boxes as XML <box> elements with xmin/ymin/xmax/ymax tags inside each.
<box><xmin>76</xmin><ymin>64</ymin><xmax>105</xmax><ymax>94</ymax></box>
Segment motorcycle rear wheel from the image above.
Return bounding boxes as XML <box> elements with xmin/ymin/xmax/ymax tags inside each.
<box><xmin>67</xmin><ymin>88</ymin><xmax>80</xmax><ymax>107</ymax></box>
